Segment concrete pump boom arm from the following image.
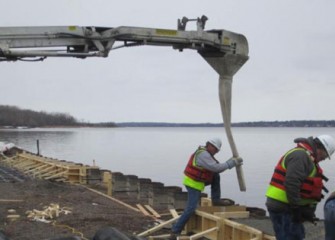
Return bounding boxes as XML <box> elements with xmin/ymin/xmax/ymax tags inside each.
<box><xmin>0</xmin><ymin>16</ymin><xmax>248</xmax><ymax>191</ymax></box>
<box><xmin>0</xmin><ymin>16</ymin><xmax>248</xmax><ymax>62</ymax></box>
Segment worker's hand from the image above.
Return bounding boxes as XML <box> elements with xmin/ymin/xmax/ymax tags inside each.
<box><xmin>226</xmin><ymin>157</ymin><xmax>243</xmax><ymax>169</ymax></box>
<box><xmin>235</xmin><ymin>157</ymin><xmax>243</xmax><ymax>166</ymax></box>
<box><xmin>301</xmin><ymin>205</ymin><xmax>317</xmax><ymax>223</ymax></box>
<box><xmin>225</xmin><ymin>158</ymin><xmax>236</xmax><ymax>169</ymax></box>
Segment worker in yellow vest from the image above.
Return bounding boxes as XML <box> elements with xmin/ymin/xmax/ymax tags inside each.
<box><xmin>170</xmin><ymin>138</ymin><xmax>243</xmax><ymax>239</ymax></box>
<box><xmin>266</xmin><ymin>135</ymin><xmax>335</xmax><ymax>240</ymax></box>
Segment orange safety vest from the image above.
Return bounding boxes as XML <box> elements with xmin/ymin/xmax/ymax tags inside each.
<box><xmin>184</xmin><ymin>147</ymin><xmax>214</xmax><ymax>184</ymax></box>
<box><xmin>269</xmin><ymin>148</ymin><xmax>324</xmax><ymax>202</ymax></box>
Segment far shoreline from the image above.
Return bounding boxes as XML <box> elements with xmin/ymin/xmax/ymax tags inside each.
<box><xmin>2</xmin><ymin>120</ymin><xmax>335</xmax><ymax>129</ymax></box>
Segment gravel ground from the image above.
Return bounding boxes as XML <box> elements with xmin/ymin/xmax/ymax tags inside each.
<box><xmin>0</xmin><ymin>175</ymin><xmax>155</xmax><ymax>239</ymax></box>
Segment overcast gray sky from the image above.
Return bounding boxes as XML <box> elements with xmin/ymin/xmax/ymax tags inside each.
<box><xmin>1</xmin><ymin>0</ymin><xmax>335</xmax><ymax>123</ymax></box>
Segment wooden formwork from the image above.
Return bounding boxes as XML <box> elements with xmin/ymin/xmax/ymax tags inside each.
<box><xmin>185</xmin><ymin>206</ymin><xmax>275</xmax><ymax>240</ymax></box>
<box><xmin>139</xmin><ymin>198</ymin><xmax>276</xmax><ymax>240</ymax></box>
<box><xmin>1</xmin><ymin>152</ymin><xmax>99</xmax><ymax>184</ymax></box>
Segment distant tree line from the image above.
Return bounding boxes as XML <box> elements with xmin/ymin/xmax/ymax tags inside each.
<box><xmin>0</xmin><ymin>105</ymin><xmax>116</xmax><ymax>128</ymax></box>
<box><xmin>232</xmin><ymin>120</ymin><xmax>335</xmax><ymax>127</ymax></box>
<box><xmin>117</xmin><ymin>120</ymin><xmax>335</xmax><ymax>127</ymax></box>
<box><xmin>1</xmin><ymin>105</ymin><xmax>334</xmax><ymax>128</ymax></box>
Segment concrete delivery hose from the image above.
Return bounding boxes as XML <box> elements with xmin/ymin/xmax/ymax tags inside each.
<box><xmin>219</xmin><ymin>75</ymin><xmax>246</xmax><ymax>191</ymax></box>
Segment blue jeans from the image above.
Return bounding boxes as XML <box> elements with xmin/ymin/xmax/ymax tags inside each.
<box><xmin>211</xmin><ymin>173</ymin><xmax>221</xmax><ymax>201</ymax></box>
<box><xmin>324</xmin><ymin>199</ymin><xmax>335</xmax><ymax>240</ymax></box>
<box><xmin>172</xmin><ymin>186</ymin><xmax>201</xmax><ymax>234</ymax></box>
<box><xmin>172</xmin><ymin>174</ymin><xmax>221</xmax><ymax>234</ymax></box>
<box><xmin>268</xmin><ymin>210</ymin><xmax>305</xmax><ymax>240</ymax></box>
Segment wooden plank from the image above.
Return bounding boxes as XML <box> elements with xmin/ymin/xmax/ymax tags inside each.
<box><xmin>83</xmin><ymin>186</ymin><xmax>140</xmax><ymax>213</ymax></box>
<box><xmin>22</xmin><ymin>163</ymin><xmax>44</xmax><ymax>172</ymax></box>
<box><xmin>54</xmin><ymin>178</ymin><xmax>67</xmax><ymax>182</ymax></box>
<box><xmin>214</xmin><ymin>211</ymin><xmax>250</xmax><ymax>219</ymax></box>
<box><xmin>263</xmin><ymin>234</ymin><xmax>276</xmax><ymax>240</ymax></box>
<box><xmin>39</xmin><ymin>168</ymin><xmax>61</xmax><ymax>178</ymax></box>
<box><xmin>201</xmin><ymin>197</ymin><xmax>212</xmax><ymax>206</ymax></box>
<box><xmin>136</xmin><ymin>204</ymin><xmax>150</xmax><ymax>216</ymax></box>
<box><xmin>223</xmin><ymin>218</ymin><xmax>263</xmax><ymax>237</ymax></box>
<box><xmin>137</xmin><ymin>216</ymin><xmax>180</xmax><ymax>237</ymax></box>
<box><xmin>147</xmin><ymin>234</ymin><xmax>171</xmax><ymax>239</ymax></box>
<box><xmin>198</xmin><ymin>205</ymin><xmax>246</xmax><ymax>213</ymax></box>
<box><xmin>32</xmin><ymin>165</ymin><xmax>56</xmax><ymax>177</ymax></box>
<box><xmin>195</xmin><ymin>210</ymin><xmax>221</xmax><ymax>222</ymax></box>
<box><xmin>24</xmin><ymin>163</ymin><xmax>48</xmax><ymax>173</ymax></box>
<box><xmin>44</xmin><ymin>170</ymin><xmax>68</xmax><ymax>180</ymax></box>
<box><xmin>169</xmin><ymin>209</ymin><xmax>179</xmax><ymax>218</ymax></box>
<box><xmin>12</xmin><ymin>160</ymin><xmax>35</xmax><ymax>169</ymax></box>
<box><xmin>189</xmin><ymin>227</ymin><xmax>218</xmax><ymax>240</ymax></box>
<box><xmin>145</xmin><ymin>205</ymin><xmax>161</xmax><ymax>218</ymax></box>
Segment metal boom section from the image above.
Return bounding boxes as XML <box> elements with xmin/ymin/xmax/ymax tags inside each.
<box><xmin>0</xmin><ymin>16</ymin><xmax>249</xmax><ymax>191</ymax></box>
<box><xmin>0</xmin><ymin>16</ymin><xmax>248</xmax><ymax>62</ymax></box>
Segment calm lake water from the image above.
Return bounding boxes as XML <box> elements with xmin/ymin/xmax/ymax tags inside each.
<box><xmin>1</xmin><ymin>127</ymin><xmax>335</xmax><ymax>219</ymax></box>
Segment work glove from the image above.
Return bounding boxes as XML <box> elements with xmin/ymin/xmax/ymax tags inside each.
<box><xmin>301</xmin><ymin>205</ymin><xmax>318</xmax><ymax>223</ymax></box>
<box><xmin>235</xmin><ymin>157</ymin><xmax>243</xmax><ymax>166</ymax></box>
<box><xmin>290</xmin><ymin>206</ymin><xmax>303</xmax><ymax>223</ymax></box>
<box><xmin>226</xmin><ymin>157</ymin><xmax>243</xmax><ymax>169</ymax></box>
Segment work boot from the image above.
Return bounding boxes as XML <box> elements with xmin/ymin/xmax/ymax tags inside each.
<box><xmin>212</xmin><ymin>198</ymin><xmax>235</xmax><ymax>206</ymax></box>
<box><xmin>246</xmin><ymin>207</ymin><xmax>266</xmax><ymax>218</ymax></box>
<box><xmin>168</xmin><ymin>232</ymin><xmax>180</xmax><ymax>240</ymax></box>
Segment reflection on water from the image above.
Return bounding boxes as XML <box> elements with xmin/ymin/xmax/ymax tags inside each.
<box><xmin>1</xmin><ymin>127</ymin><xmax>335</xmax><ymax>219</ymax></box>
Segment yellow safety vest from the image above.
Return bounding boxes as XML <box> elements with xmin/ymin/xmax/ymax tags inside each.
<box><xmin>183</xmin><ymin>148</ymin><xmax>207</xmax><ymax>191</ymax></box>
<box><xmin>266</xmin><ymin>148</ymin><xmax>320</xmax><ymax>205</ymax></box>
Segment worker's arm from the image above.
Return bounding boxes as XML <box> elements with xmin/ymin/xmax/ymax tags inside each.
<box><xmin>284</xmin><ymin>151</ymin><xmax>314</xmax><ymax>206</ymax></box>
<box><xmin>196</xmin><ymin>151</ymin><xmax>241</xmax><ymax>173</ymax></box>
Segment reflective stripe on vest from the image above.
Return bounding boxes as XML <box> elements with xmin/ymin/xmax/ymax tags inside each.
<box><xmin>183</xmin><ymin>175</ymin><xmax>205</xmax><ymax>191</ymax></box>
<box><xmin>183</xmin><ymin>147</ymin><xmax>211</xmax><ymax>191</ymax></box>
<box><xmin>266</xmin><ymin>148</ymin><xmax>323</xmax><ymax>205</ymax></box>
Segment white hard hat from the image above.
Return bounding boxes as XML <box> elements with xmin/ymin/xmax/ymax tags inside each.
<box><xmin>316</xmin><ymin>135</ymin><xmax>335</xmax><ymax>159</ymax></box>
<box><xmin>208</xmin><ymin>138</ymin><xmax>222</xmax><ymax>151</ymax></box>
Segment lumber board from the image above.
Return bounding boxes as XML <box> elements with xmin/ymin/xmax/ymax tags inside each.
<box><xmin>44</xmin><ymin>170</ymin><xmax>68</xmax><ymax>180</ymax></box>
<box><xmin>263</xmin><ymin>235</ymin><xmax>276</xmax><ymax>240</ymax></box>
<box><xmin>39</xmin><ymin>168</ymin><xmax>62</xmax><ymax>178</ymax></box>
<box><xmin>148</xmin><ymin>234</ymin><xmax>170</xmax><ymax>239</ymax></box>
<box><xmin>145</xmin><ymin>205</ymin><xmax>161</xmax><ymax>218</ymax></box>
<box><xmin>24</xmin><ymin>163</ymin><xmax>48</xmax><ymax>173</ymax></box>
<box><xmin>223</xmin><ymin>218</ymin><xmax>263</xmax><ymax>237</ymax></box>
<box><xmin>12</xmin><ymin>160</ymin><xmax>35</xmax><ymax>169</ymax></box>
<box><xmin>22</xmin><ymin>163</ymin><xmax>43</xmax><ymax>172</ymax></box>
<box><xmin>137</xmin><ymin>216</ymin><xmax>180</xmax><ymax>237</ymax></box>
<box><xmin>189</xmin><ymin>227</ymin><xmax>218</xmax><ymax>240</ymax></box>
<box><xmin>201</xmin><ymin>197</ymin><xmax>212</xmax><ymax>206</ymax></box>
<box><xmin>198</xmin><ymin>205</ymin><xmax>246</xmax><ymax>213</ymax></box>
<box><xmin>54</xmin><ymin>178</ymin><xmax>67</xmax><ymax>182</ymax></box>
<box><xmin>169</xmin><ymin>209</ymin><xmax>179</xmax><ymax>218</ymax></box>
<box><xmin>83</xmin><ymin>186</ymin><xmax>140</xmax><ymax>213</ymax></box>
<box><xmin>195</xmin><ymin>210</ymin><xmax>221</xmax><ymax>222</ymax></box>
<box><xmin>136</xmin><ymin>204</ymin><xmax>150</xmax><ymax>216</ymax></box>
<box><xmin>214</xmin><ymin>211</ymin><xmax>250</xmax><ymax>219</ymax></box>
